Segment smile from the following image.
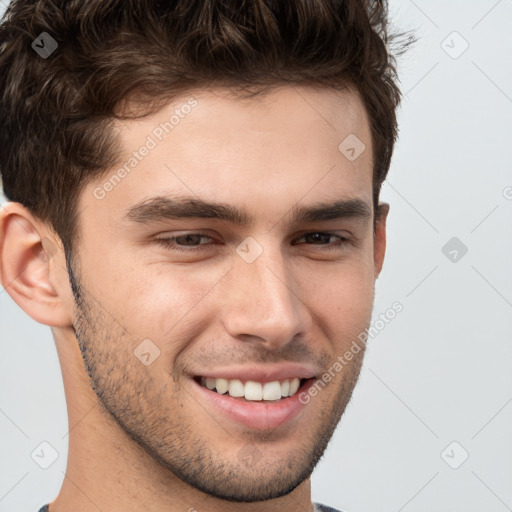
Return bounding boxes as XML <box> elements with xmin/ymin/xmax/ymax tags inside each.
<box><xmin>196</xmin><ymin>376</ymin><xmax>305</xmax><ymax>402</ymax></box>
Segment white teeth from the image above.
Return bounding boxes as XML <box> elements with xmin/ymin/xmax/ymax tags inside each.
<box><xmin>244</xmin><ymin>381</ymin><xmax>263</xmax><ymax>401</ymax></box>
<box><xmin>262</xmin><ymin>381</ymin><xmax>282</xmax><ymax>401</ymax></box>
<box><xmin>228</xmin><ymin>379</ymin><xmax>245</xmax><ymax>397</ymax></box>
<box><xmin>215</xmin><ymin>378</ymin><xmax>229</xmax><ymax>395</ymax></box>
<box><xmin>289</xmin><ymin>377</ymin><xmax>300</xmax><ymax>396</ymax></box>
<box><xmin>200</xmin><ymin>376</ymin><xmax>306</xmax><ymax>401</ymax></box>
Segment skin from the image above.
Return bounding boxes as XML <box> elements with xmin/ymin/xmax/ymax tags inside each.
<box><xmin>0</xmin><ymin>84</ymin><xmax>389</xmax><ymax>512</ymax></box>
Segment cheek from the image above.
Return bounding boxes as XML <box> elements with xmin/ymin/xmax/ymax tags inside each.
<box><xmin>301</xmin><ymin>258</ymin><xmax>375</xmax><ymax>336</ymax></box>
<box><xmin>302</xmin><ymin>253</ymin><xmax>374</xmax><ymax>300</ymax></box>
<box><xmin>106</xmin><ymin>264</ymin><xmax>217</xmax><ymax>344</ymax></box>
<box><xmin>89</xmin><ymin>235</ymin><xmax>375</xmax><ymax>341</ymax></box>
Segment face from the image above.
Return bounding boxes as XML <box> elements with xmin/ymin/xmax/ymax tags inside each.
<box><xmin>69</xmin><ymin>85</ymin><xmax>385</xmax><ymax>501</ymax></box>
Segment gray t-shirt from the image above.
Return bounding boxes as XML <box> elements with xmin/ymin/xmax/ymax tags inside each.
<box><xmin>38</xmin><ymin>503</ymin><xmax>342</xmax><ymax>511</ymax></box>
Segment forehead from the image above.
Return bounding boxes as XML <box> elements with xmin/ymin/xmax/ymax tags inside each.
<box><xmin>81</xmin><ymin>85</ymin><xmax>373</xmax><ymax>226</ymax></box>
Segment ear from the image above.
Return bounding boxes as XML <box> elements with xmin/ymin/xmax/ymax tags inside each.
<box><xmin>373</xmin><ymin>202</ymin><xmax>389</xmax><ymax>279</ymax></box>
<box><xmin>0</xmin><ymin>202</ymin><xmax>74</xmax><ymax>327</ymax></box>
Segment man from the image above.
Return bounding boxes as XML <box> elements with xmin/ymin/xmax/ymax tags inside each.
<box><xmin>0</xmin><ymin>1</ymin><xmax>410</xmax><ymax>511</ymax></box>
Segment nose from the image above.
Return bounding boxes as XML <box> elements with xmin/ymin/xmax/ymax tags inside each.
<box><xmin>221</xmin><ymin>240</ymin><xmax>310</xmax><ymax>350</ymax></box>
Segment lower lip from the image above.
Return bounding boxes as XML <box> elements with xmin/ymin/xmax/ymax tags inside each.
<box><xmin>191</xmin><ymin>378</ymin><xmax>315</xmax><ymax>431</ymax></box>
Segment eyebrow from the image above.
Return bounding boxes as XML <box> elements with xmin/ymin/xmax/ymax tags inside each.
<box><xmin>122</xmin><ymin>195</ymin><xmax>372</xmax><ymax>226</ymax></box>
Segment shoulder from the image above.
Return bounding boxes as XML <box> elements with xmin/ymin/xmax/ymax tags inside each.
<box><xmin>314</xmin><ymin>502</ymin><xmax>344</xmax><ymax>512</ymax></box>
<box><xmin>36</xmin><ymin>506</ymin><xmax>49</xmax><ymax>512</ymax></box>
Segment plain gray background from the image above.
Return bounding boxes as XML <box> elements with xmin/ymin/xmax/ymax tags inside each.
<box><xmin>1</xmin><ymin>1</ymin><xmax>511</xmax><ymax>511</ymax></box>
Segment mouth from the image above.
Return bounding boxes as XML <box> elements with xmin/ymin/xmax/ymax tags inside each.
<box><xmin>191</xmin><ymin>373</ymin><xmax>318</xmax><ymax>430</ymax></box>
<box><xmin>193</xmin><ymin>376</ymin><xmax>311</xmax><ymax>403</ymax></box>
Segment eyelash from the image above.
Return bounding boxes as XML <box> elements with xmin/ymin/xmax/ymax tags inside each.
<box><xmin>154</xmin><ymin>231</ymin><xmax>351</xmax><ymax>253</ymax></box>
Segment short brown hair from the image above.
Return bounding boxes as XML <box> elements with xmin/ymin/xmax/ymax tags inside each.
<box><xmin>0</xmin><ymin>0</ymin><xmax>411</xmax><ymax>257</ymax></box>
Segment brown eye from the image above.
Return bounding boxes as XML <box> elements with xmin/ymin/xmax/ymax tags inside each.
<box><xmin>154</xmin><ymin>232</ymin><xmax>214</xmax><ymax>252</ymax></box>
<box><xmin>293</xmin><ymin>232</ymin><xmax>351</xmax><ymax>250</ymax></box>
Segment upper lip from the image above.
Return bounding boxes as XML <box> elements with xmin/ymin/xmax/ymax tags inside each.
<box><xmin>193</xmin><ymin>363</ymin><xmax>318</xmax><ymax>384</ymax></box>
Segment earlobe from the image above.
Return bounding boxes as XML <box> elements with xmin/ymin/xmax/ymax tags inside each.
<box><xmin>0</xmin><ymin>202</ymin><xmax>74</xmax><ymax>327</ymax></box>
<box><xmin>374</xmin><ymin>202</ymin><xmax>389</xmax><ymax>279</ymax></box>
